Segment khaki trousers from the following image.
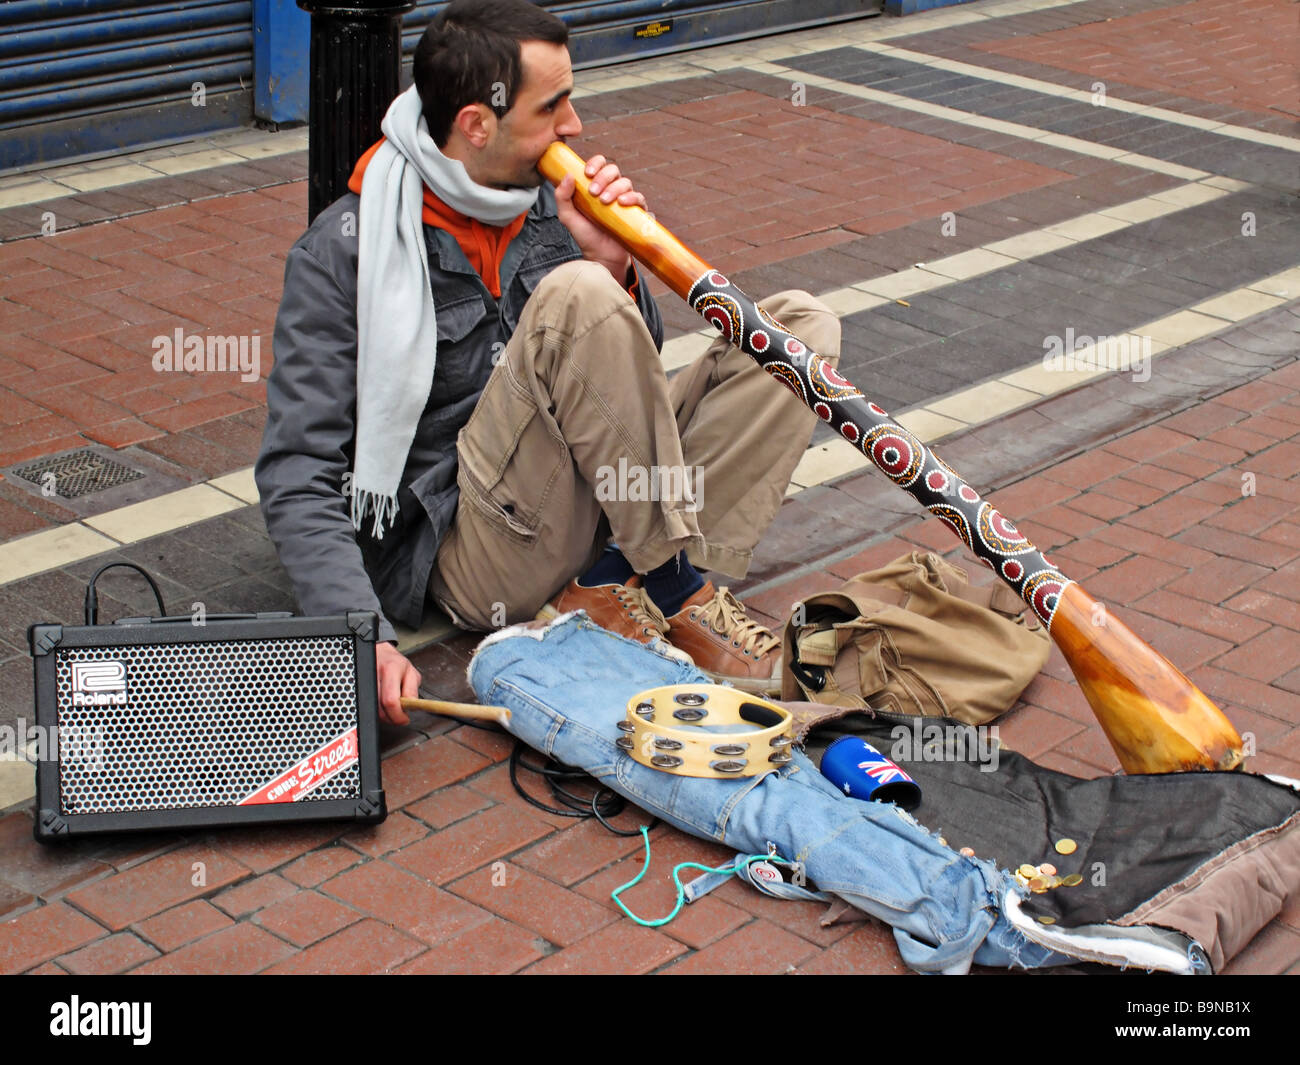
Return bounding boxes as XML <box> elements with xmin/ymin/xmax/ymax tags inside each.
<box><xmin>430</xmin><ymin>260</ymin><xmax>840</xmax><ymax>630</ymax></box>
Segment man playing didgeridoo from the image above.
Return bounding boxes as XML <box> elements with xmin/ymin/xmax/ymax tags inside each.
<box><xmin>256</xmin><ymin>0</ymin><xmax>840</xmax><ymax>724</ymax></box>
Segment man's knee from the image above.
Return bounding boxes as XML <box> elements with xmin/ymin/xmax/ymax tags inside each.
<box><xmin>759</xmin><ymin>290</ymin><xmax>841</xmax><ymax>365</ymax></box>
<box><xmin>518</xmin><ymin>258</ymin><xmax>659</xmax><ymax>377</ymax></box>
<box><xmin>529</xmin><ymin>258</ymin><xmax>632</xmax><ymax>321</ymax></box>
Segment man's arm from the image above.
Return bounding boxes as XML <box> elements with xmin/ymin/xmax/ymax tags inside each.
<box><xmin>256</xmin><ymin>239</ymin><xmax>419</xmax><ymax>724</ymax></box>
<box><xmin>553</xmin><ymin>155</ymin><xmax>663</xmax><ymax>349</ymax></box>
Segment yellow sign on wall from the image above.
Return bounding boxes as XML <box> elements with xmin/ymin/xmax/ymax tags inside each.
<box><xmin>634</xmin><ymin>20</ymin><xmax>674</xmax><ymax>39</ymax></box>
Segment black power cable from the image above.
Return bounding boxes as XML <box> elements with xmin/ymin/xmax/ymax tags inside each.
<box><xmin>508</xmin><ymin>740</ymin><xmax>655</xmax><ymax>837</ymax></box>
<box><xmin>84</xmin><ymin>561</ymin><xmax>167</xmax><ymax>624</ymax></box>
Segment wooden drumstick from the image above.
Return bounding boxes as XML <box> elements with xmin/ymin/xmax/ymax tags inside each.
<box><xmin>400</xmin><ymin>697</ymin><xmax>511</xmax><ymax>727</ymax></box>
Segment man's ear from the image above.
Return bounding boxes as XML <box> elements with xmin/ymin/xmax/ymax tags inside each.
<box><xmin>452</xmin><ymin>103</ymin><xmax>496</xmax><ymax>149</ymax></box>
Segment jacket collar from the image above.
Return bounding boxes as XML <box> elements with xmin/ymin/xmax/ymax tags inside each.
<box><xmin>425</xmin><ymin>183</ymin><xmax>565</xmax><ymax>284</ymax></box>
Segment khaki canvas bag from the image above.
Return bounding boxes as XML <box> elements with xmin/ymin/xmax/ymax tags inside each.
<box><xmin>781</xmin><ymin>551</ymin><xmax>1051</xmax><ymax>725</ymax></box>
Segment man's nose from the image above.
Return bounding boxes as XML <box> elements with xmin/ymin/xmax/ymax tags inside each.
<box><xmin>556</xmin><ymin>100</ymin><xmax>582</xmax><ymax>138</ymax></box>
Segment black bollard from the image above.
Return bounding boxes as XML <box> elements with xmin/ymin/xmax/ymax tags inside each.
<box><xmin>297</xmin><ymin>0</ymin><xmax>417</xmax><ymax>223</ymax></box>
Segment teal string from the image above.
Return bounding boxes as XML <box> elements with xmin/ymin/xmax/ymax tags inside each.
<box><xmin>610</xmin><ymin>825</ymin><xmax>777</xmax><ymax>928</ymax></box>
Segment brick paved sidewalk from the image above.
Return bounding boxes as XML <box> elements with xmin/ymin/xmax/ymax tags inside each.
<box><xmin>0</xmin><ymin>0</ymin><xmax>1297</xmax><ymax>974</ymax></box>
<box><xmin>2</xmin><ymin>343</ymin><xmax>1296</xmax><ymax>976</ymax></box>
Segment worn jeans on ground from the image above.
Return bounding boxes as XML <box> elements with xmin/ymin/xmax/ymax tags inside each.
<box><xmin>469</xmin><ymin>614</ymin><xmax>1073</xmax><ymax>973</ymax></box>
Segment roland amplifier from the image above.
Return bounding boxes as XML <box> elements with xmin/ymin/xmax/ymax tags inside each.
<box><xmin>28</xmin><ymin>611</ymin><xmax>386</xmax><ymax>842</ymax></box>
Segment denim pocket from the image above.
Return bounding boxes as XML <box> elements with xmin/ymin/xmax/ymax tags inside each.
<box><xmin>436</xmin><ymin>294</ymin><xmax>487</xmax><ymax>344</ymax></box>
<box><xmin>613</xmin><ymin>755</ymin><xmax>778</xmax><ymax>843</ymax></box>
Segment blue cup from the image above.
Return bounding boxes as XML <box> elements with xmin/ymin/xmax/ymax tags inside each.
<box><xmin>820</xmin><ymin>736</ymin><xmax>922</xmax><ymax>811</ymax></box>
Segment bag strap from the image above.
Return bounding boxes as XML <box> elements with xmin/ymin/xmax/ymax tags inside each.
<box><xmin>946</xmin><ymin>578</ymin><xmax>1035</xmax><ymax>621</ymax></box>
<box><xmin>791</xmin><ymin>581</ymin><xmax>915</xmax><ymax>667</ymax></box>
<box><xmin>840</xmin><ymin>552</ymin><xmax>1035</xmax><ymax>623</ymax></box>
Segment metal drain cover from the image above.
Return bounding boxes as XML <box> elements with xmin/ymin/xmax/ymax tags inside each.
<box><xmin>13</xmin><ymin>448</ymin><xmax>145</xmax><ymax>499</ymax></box>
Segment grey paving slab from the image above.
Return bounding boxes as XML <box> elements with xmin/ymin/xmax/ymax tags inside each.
<box><xmin>1115</xmin><ymin>277</ymin><xmax>1220</xmax><ymax>309</ymax></box>
<box><xmin>948</xmin><ymin>320</ymin><xmax>1062</xmax><ymax>366</ymax></box>
<box><xmin>115</xmin><ymin>540</ymin><xmax>250</xmax><ymax>596</ymax></box>
<box><xmin>1167</xmin><ymin>142</ymin><xmax>1300</xmax><ymax>188</ymax></box>
<box><xmin>982</xmin><ymin>95</ymin><xmax>1081</xmax><ymax>122</ymax></box>
<box><xmin>169</xmin><ymin>511</ymin><xmax>286</xmax><ymax>576</ymax></box>
<box><xmin>11</xmin><ymin>569</ymin><xmax>135</xmax><ymax>630</ymax></box>
<box><xmin>857</xmin><ymin>353</ymin><xmax>972</xmax><ymax>402</ymax></box>
<box><xmin>838</xmin><ymin>317</ymin><xmax>938</xmax><ymax>360</ymax></box>
<box><xmin>936</xmin><ymin>275</ymin><xmax>1044</xmax><ymax>318</ymax></box>
<box><xmin>781</xmin><ymin>49</ymin><xmax>1300</xmax><ymax>189</ymax></box>
<box><xmin>845</xmin><ymin>308</ymin><xmax>950</xmax><ymax>349</ymax></box>
<box><xmin>1049</xmin><ymin>110</ymin><xmax>1148</xmax><ymax>137</ymax></box>
<box><xmin>1161</xmin><ymin>249</ymin><xmax>1284</xmax><ymax>289</ymax></box>
<box><xmin>0</xmin><ymin>584</ymin><xmax>48</xmax><ymax>657</ymax></box>
<box><xmin>905</xmin><ymin>334</ymin><xmax>1031</xmax><ymax>381</ymax></box>
<box><xmin>871</xmin><ymin>297</ymin><xmax>1002</xmax><ymax>337</ymax></box>
<box><xmin>1024</xmin><ymin>260</ymin><xmax>1178</xmax><ymax>313</ymax></box>
<box><xmin>1084</xmin><ymin>233</ymin><xmax>1186</xmax><ymax>269</ymax></box>
<box><xmin>813</xmin><ymin>183</ymin><xmax>1295</xmax><ymax>414</ymax></box>
<box><xmin>1222</xmin><ymin>320</ymin><xmax>1300</xmax><ymax>357</ymax></box>
<box><xmin>202</xmin><ymin>573</ymin><xmax>297</xmax><ymax>616</ymax></box>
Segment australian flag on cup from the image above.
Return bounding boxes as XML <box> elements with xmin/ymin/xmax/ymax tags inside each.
<box><xmin>859</xmin><ymin>756</ymin><xmax>908</xmax><ymax>785</ymax></box>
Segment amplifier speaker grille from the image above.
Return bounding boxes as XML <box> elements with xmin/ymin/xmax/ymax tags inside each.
<box><xmin>54</xmin><ymin>636</ymin><xmax>360</xmax><ymax>815</ymax></box>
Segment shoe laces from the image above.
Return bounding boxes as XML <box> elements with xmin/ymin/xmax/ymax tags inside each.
<box><xmin>691</xmin><ymin>586</ymin><xmax>780</xmax><ymax>658</ymax></box>
<box><xmin>617</xmin><ymin>583</ymin><xmax>671</xmax><ymax>639</ymax></box>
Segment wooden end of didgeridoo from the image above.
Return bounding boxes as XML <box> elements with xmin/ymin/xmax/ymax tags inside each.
<box><xmin>537</xmin><ymin>142</ymin><xmax>710</xmax><ymax>297</ymax></box>
<box><xmin>1051</xmin><ymin>583</ymin><xmax>1243</xmax><ymax>773</ymax></box>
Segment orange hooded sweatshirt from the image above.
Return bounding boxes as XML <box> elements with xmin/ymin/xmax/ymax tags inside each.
<box><xmin>348</xmin><ymin>139</ymin><xmax>527</xmax><ymax>299</ymax></box>
<box><xmin>348</xmin><ymin>139</ymin><xmax>640</xmax><ymax>300</ymax></box>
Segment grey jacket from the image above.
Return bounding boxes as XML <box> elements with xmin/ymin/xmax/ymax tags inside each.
<box><xmin>256</xmin><ymin>186</ymin><xmax>664</xmax><ymax>642</ymax></box>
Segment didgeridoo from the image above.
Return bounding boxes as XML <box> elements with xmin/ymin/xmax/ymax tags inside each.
<box><xmin>540</xmin><ymin>142</ymin><xmax>1243</xmax><ymax>775</ymax></box>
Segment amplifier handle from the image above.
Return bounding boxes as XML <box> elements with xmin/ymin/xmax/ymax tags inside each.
<box><xmin>112</xmin><ymin>612</ymin><xmax>296</xmax><ymax>625</ymax></box>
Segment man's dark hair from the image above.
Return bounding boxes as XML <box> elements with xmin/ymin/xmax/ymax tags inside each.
<box><xmin>414</xmin><ymin>0</ymin><xmax>569</xmax><ymax>147</ymax></box>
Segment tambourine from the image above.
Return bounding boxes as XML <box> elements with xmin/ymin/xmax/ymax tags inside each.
<box><xmin>616</xmin><ymin>684</ymin><xmax>795</xmax><ymax>779</ymax></box>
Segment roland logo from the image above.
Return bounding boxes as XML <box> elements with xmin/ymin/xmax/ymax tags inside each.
<box><xmin>70</xmin><ymin>661</ymin><xmax>128</xmax><ymax>707</ymax></box>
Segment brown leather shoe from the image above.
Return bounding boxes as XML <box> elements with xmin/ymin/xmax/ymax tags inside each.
<box><xmin>661</xmin><ymin>582</ymin><xmax>781</xmax><ymax>695</ymax></box>
<box><xmin>537</xmin><ymin>577</ymin><xmax>693</xmax><ymax>664</ymax></box>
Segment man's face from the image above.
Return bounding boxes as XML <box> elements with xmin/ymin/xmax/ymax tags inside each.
<box><xmin>474</xmin><ymin>40</ymin><xmax>582</xmax><ymax>190</ymax></box>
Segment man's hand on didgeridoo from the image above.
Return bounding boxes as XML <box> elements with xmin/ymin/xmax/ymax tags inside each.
<box><xmin>376</xmin><ymin>641</ymin><xmax>420</xmax><ymax>726</ymax></box>
<box><xmin>553</xmin><ymin>153</ymin><xmax>645</xmax><ymax>284</ymax></box>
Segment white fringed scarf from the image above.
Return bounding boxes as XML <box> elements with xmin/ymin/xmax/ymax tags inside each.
<box><xmin>352</xmin><ymin>86</ymin><xmax>538</xmax><ymax>538</ymax></box>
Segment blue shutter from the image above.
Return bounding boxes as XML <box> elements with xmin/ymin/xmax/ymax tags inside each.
<box><xmin>400</xmin><ymin>0</ymin><xmax>879</xmax><ymax>69</ymax></box>
<box><xmin>0</xmin><ymin>0</ymin><xmax>255</xmax><ymax>172</ymax></box>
